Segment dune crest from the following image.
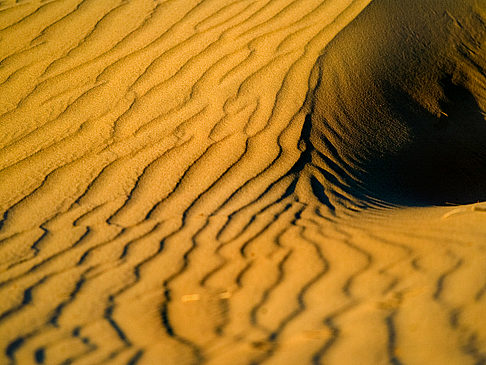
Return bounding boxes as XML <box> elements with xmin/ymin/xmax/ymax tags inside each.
<box><xmin>301</xmin><ymin>0</ymin><xmax>486</xmax><ymax>206</ymax></box>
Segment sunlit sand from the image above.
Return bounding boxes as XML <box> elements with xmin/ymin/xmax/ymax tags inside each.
<box><xmin>1</xmin><ymin>0</ymin><xmax>485</xmax><ymax>364</ymax></box>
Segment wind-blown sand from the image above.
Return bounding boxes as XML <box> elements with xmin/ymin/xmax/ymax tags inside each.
<box><xmin>0</xmin><ymin>0</ymin><xmax>485</xmax><ymax>364</ymax></box>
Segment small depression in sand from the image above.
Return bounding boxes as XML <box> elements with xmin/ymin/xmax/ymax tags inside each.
<box><xmin>300</xmin><ymin>0</ymin><xmax>486</xmax><ymax>206</ymax></box>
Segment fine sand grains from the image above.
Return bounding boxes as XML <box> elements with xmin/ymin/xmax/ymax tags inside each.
<box><xmin>0</xmin><ymin>0</ymin><xmax>486</xmax><ymax>364</ymax></box>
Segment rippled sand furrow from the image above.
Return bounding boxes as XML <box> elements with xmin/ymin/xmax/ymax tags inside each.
<box><xmin>1</xmin><ymin>0</ymin><xmax>486</xmax><ymax>364</ymax></box>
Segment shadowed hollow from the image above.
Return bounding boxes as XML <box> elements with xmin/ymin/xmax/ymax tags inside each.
<box><xmin>300</xmin><ymin>0</ymin><xmax>486</xmax><ymax>206</ymax></box>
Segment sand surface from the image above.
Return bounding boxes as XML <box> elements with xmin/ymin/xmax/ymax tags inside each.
<box><xmin>1</xmin><ymin>0</ymin><xmax>486</xmax><ymax>364</ymax></box>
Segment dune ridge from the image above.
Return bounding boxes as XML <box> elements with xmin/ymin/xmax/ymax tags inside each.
<box><xmin>0</xmin><ymin>0</ymin><xmax>486</xmax><ymax>364</ymax></box>
<box><xmin>301</xmin><ymin>0</ymin><xmax>486</xmax><ymax>206</ymax></box>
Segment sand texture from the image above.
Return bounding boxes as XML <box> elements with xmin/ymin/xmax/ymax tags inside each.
<box><xmin>1</xmin><ymin>0</ymin><xmax>486</xmax><ymax>364</ymax></box>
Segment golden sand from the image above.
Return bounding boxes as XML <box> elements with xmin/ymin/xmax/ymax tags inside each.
<box><xmin>0</xmin><ymin>0</ymin><xmax>485</xmax><ymax>364</ymax></box>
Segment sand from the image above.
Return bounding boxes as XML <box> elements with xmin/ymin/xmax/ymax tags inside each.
<box><xmin>0</xmin><ymin>0</ymin><xmax>485</xmax><ymax>364</ymax></box>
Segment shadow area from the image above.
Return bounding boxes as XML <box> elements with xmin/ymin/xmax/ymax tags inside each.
<box><xmin>364</xmin><ymin>78</ymin><xmax>486</xmax><ymax>206</ymax></box>
<box><xmin>302</xmin><ymin>77</ymin><xmax>486</xmax><ymax>207</ymax></box>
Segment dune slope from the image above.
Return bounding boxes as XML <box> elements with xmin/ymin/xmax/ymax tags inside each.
<box><xmin>301</xmin><ymin>0</ymin><xmax>486</xmax><ymax>206</ymax></box>
<box><xmin>0</xmin><ymin>0</ymin><xmax>486</xmax><ymax>364</ymax></box>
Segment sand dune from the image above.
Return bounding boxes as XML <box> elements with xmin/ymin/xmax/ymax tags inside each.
<box><xmin>0</xmin><ymin>0</ymin><xmax>485</xmax><ymax>364</ymax></box>
<box><xmin>302</xmin><ymin>0</ymin><xmax>486</xmax><ymax>206</ymax></box>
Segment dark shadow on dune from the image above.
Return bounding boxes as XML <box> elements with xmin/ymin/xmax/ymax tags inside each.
<box><xmin>293</xmin><ymin>76</ymin><xmax>486</xmax><ymax>207</ymax></box>
<box><xmin>291</xmin><ymin>0</ymin><xmax>486</xmax><ymax>208</ymax></box>
<box><xmin>357</xmin><ymin>78</ymin><xmax>486</xmax><ymax>206</ymax></box>
<box><xmin>391</xmin><ymin>79</ymin><xmax>486</xmax><ymax>205</ymax></box>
